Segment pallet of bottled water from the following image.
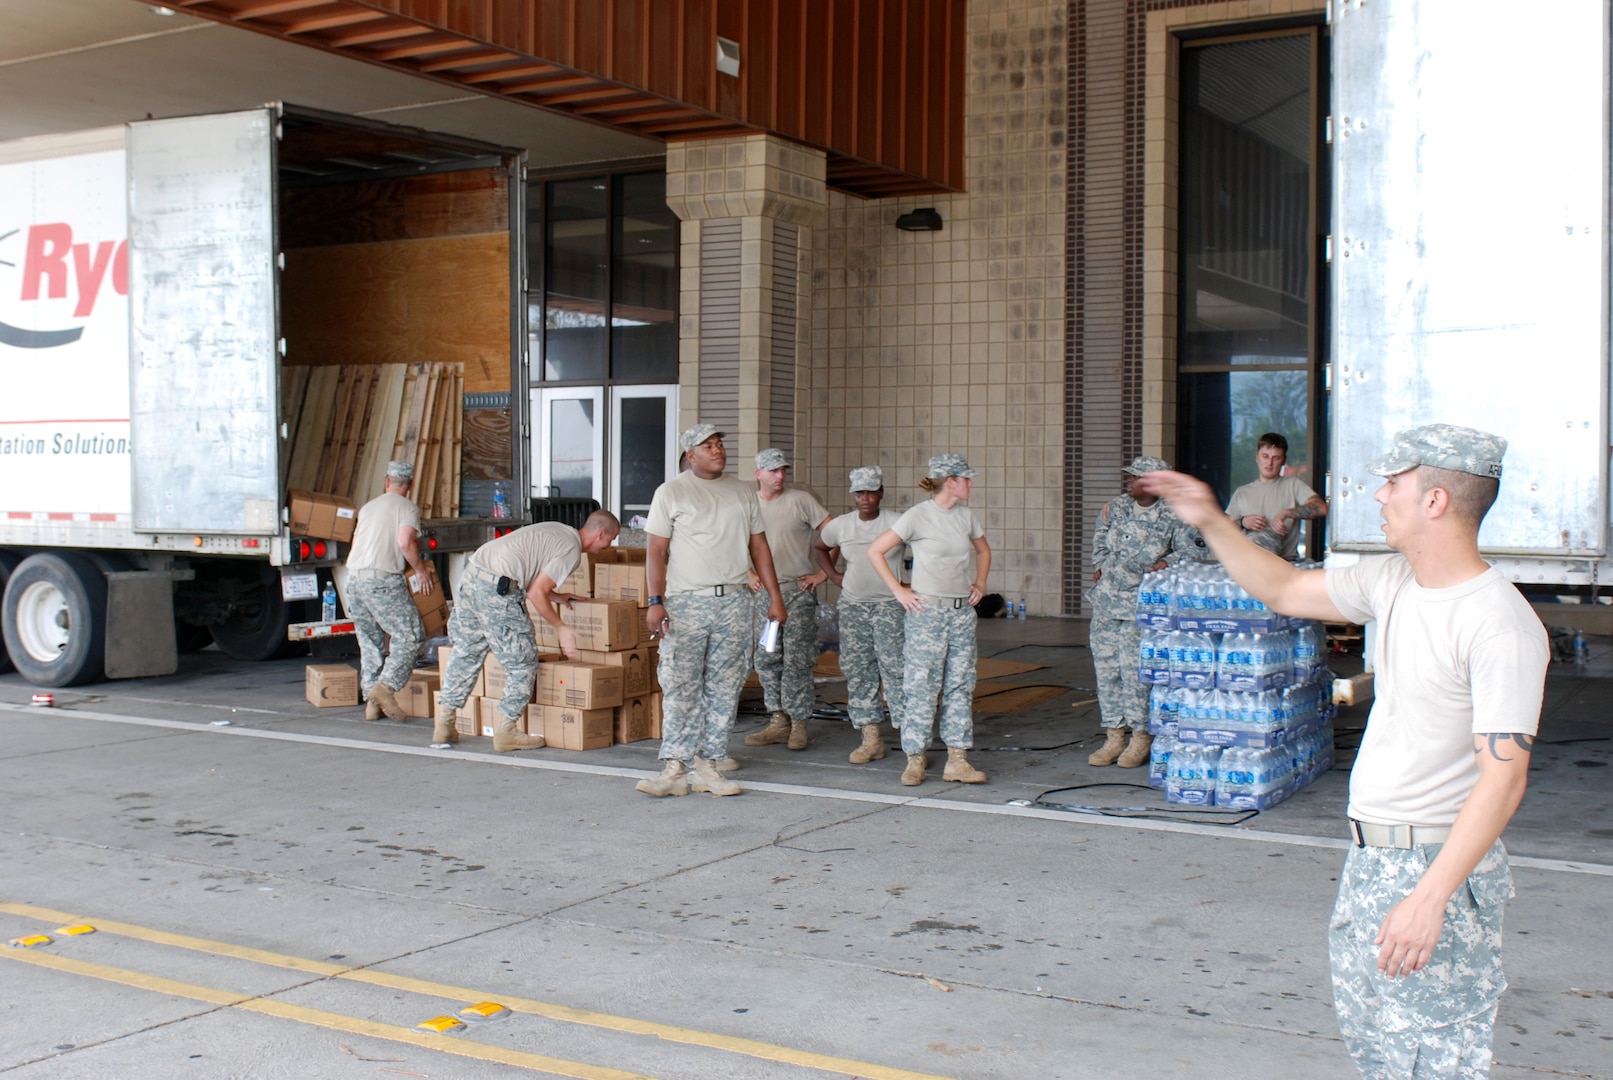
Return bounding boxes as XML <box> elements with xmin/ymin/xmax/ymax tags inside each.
<box><xmin>1136</xmin><ymin>563</ymin><xmax>1312</xmax><ymax>634</ymax></box>
<box><xmin>1151</xmin><ymin>726</ymin><xmax>1337</xmax><ymax>809</ymax></box>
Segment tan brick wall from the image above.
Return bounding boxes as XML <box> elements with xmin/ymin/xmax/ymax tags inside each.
<box><xmin>798</xmin><ymin>0</ymin><xmax>1068</xmax><ymax>617</ymax></box>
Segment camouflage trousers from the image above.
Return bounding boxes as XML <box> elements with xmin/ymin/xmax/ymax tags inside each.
<box><xmin>754</xmin><ymin>585</ymin><xmax>819</xmax><ymax>720</ymax></box>
<box><xmin>439</xmin><ymin>574</ymin><xmax>536</xmax><ymax>730</ymax></box>
<box><xmin>839</xmin><ymin>600</ymin><xmax>905</xmax><ymax>729</ymax></box>
<box><xmin>1329</xmin><ymin>839</ymin><xmax>1513</xmax><ymax>1079</ymax></box>
<box><xmin>901</xmin><ymin>597</ymin><xmax>977</xmax><ymax>754</ymax></box>
<box><xmin>1092</xmin><ymin>618</ymin><xmax>1147</xmax><ymax>730</ymax></box>
<box><xmin>345</xmin><ymin>574</ymin><xmax>424</xmax><ymax>696</ymax></box>
<box><xmin>658</xmin><ymin>592</ymin><xmax>754</xmax><ymax>763</ymax></box>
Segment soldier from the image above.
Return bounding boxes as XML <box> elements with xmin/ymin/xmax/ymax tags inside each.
<box><xmin>1087</xmin><ymin>456</ymin><xmax>1207</xmax><ymax>769</ymax></box>
<box><xmin>637</xmin><ymin>424</ymin><xmax>787</xmax><ymax>798</ymax></box>
<box><xmin>744</xmin><ymin>448</ymin><xmax>831</xmax><ymax>752</ymax></box>
<box><xmin>431</xmin><ymin>512</ymin><xmax>621</xmax><ymax>751</ymax></box>
<box><xmin>813</xmin><ymin>465</ymin><xmax>906</xmax><ymax>764</ymax></box>
<box><xmin>345</xmin><ymin>460</ymin><xmax>436</xmax><ymax>722</ymax></box>
<box><xmin>1226</xmin><ymin>432</ymin><xmax>1328</xmax><ymax>561</ymax></box>
<box><xmin>1137</xmin><ymin>425</ymin><xmax>1546</xmax><ymax>1079</ymax></box>
<box><xmin>866</xmin><ymin>453</ymin><xmax>990</xmax><ymax>786</ymax></box>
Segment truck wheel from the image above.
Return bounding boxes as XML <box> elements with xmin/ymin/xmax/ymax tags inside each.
<box><xmin>0</xmin><ymin>552</ymin><xmax>20</xmax><ymax>674</ymax></box>
<box><xmin>208</xmin><ymin>564</ymin><xmax>303</xmax><ymax>662</ymax></box>
<box><xmin>0</xmin><ymin>552</ymin><xmax>109</xmax><ymax>687</ymax></box>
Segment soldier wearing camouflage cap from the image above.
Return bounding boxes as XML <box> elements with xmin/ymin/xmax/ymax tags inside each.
<box><xmin>1134</xmin><ymin>424</ymin><xmax>1546</xmax><ymax>1076</ymax></box>
<box><xmin>866</xmin><ymin>453</ymin><xmax>991</xmax><ymax>786</ymax></box>
<box><xmin>1087</xmin><ymin>455</ymin><xmax>1209</xmax><ymax>769</ymax></box>
<box><xmin>743</xmin><ymin>448</ymin><xmax>832</xmax><ymax>753</ymax></box>
<box><xmin>345</xmin><ymin>460</ymin><xmax>436</xmax><ymax>723</ymax></box>
<box><xmin>637</xmin><ymin>424</ymin><xmax>787</xmax><ymax>798</ymax></box>
<box><xmin>813</xmin><ymin>465</ymin><xmax>908</xmax><ymax>764</ymax></box>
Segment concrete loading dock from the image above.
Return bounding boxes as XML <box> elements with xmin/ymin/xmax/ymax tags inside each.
<box><xmin>2</xmin><ymin>618</ymin><xmax>1607</xmax><ymax>1079</ymax></box>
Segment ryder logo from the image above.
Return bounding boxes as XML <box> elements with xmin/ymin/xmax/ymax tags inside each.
<box><xmin>0</xmin><ymin>223</ymin><xmax>128</xmax><ymax>349</ymax></box>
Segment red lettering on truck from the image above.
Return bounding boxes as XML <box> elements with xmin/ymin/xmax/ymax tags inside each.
<box><xmin>20</xmin><ymin>224</ymin><xmax>128</xmax><ymax>314</ymax></box>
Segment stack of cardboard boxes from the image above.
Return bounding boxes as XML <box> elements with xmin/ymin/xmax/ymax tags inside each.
<box><xmin>430</xmin><ymin>547</ymin><xmax>662</xmax><ymax>750</ymax></box>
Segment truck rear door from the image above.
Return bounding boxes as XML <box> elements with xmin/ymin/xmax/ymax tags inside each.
<box><xmin>127</xmin><ymin>108</ymin><xmax>280</xmax><ymax>535</ymax></box>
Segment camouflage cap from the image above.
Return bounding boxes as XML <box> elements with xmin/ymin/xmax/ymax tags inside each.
<box><xmin>1122</xmin><ymin>455</ymin><xmax>1171</xmax><ymax>476</ymax></box>
<box><xmin>755</xmin><ymin>448</ymin><xmax>788</xmax><ymax>470</ymax></box>
<box><xmin>386</xmin><ymin>460</ymin><xmax>414</xmax><ymax>481</ymax></box>
<box><xmin>927</xmin><ymin>453</ymin><xmax>976</xmax><ymax>479</ymax></box>
<box><xmin>678</xmin><ymin>423</ymin><xmax>724</xmax><ymax>454</ymax></box>
<box><xmin>1367</xmin><ymin>423</ymin><xmax>1507</xmax><ymax>479</ymax></box>
<box><xmin>848</xmin><ymin>465</ymin><xmax>883</xmax><ymax>492</ymax></box>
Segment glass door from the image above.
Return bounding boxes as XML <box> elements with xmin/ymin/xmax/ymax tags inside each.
<box><xmin>609</xmin><ymin>385</ymin><xmax>677</xmax><ymax>528</ymax></box>
<box><xmin>534</xmin><ymin>386</ymin><xmax>604</xmax><ymax>502</ymax></box>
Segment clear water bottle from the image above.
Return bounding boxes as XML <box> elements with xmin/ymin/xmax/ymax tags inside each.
<box><xmin>1574</xmin><ymin>629</ymin><xmax>1589</xmax><ymax>668</ymax></box>
<box><xmin>1293</xmin><ymin>623</ymin><xmax>1320</xmax><ymax>682</ymax></box>
<box><xmin>1148</xmin><ymin>733</ymin><xmax>1176</xmax><ymax>790</ymax></box>
<box><xmin>1017</xmin><ymin>598</ymin><xmax>1027</xmax><ymax>621</ymax></box>
<box><xmin>491</xmin><ymin>481</ymin><xmax>511</xmax><ymax>520</ymax></box>
<box><xmin>321</xmin><ymin>581</ymin><xmax>338</xmax><ymax>622</ymax></box>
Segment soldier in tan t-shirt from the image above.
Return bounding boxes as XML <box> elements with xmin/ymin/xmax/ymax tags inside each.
<box><xmin>345</xmin><ymin>460</ymin><xmax>436</xmax><ymax>722</ymax></box>
<box><xmin>744</xmin><ymin>448</ymin><xmax>831</xmax><ymax>753</ymax></box>
<box><xmin>1225</xmin><ymin>432</ymin><xmax>1328</xmax><ymax>561</ymax></box>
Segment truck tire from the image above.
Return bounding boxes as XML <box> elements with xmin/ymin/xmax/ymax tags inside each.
<box><xmin>0</xmin><ymin>552</ymin><xmax>20</xmax><ymax>674</ymax></box>
<box><xmin>1</xmin><ymin>552</ymin><xmax>109</xmax><ymax>687</ymax></box>
<box><xmin>208</xmin><ymin>564</ymin><xmax>304</xmax><ymax>662</ymax></box>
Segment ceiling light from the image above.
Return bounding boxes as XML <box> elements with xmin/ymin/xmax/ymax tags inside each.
<box><xmin>716</xmin><ymin>37</ymin><xmax>740</xmax><ymax>78</ymax></box>
<box><xmin>148</xmin><ymin>5</ymin><xmax>176</xmax><ymax>14</ymax></box>
<box><xmin>894</xmin><ymin>208</ymin><xmax>944</xmax><ymax>232</ymax></box>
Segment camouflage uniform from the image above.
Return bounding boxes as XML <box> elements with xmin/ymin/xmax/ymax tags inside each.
<box><xmin>1089</xmin><ymin>490</ymin><xmax>1206</xmax><ymax>730</ymax></box>
<box><xmin>437</xmin><ymin>573</ymin><xmax>537</xmax><ymax>731</ymax></box>
<box><xmin>900</xmin><ymin>600</ymin><xmax>978</xmax><ymax>753</ymax></box>
<box><xmin>658</xmin><ymin>592</ymin><xmax>754</xmax><ymax>762</ymax></box>
<box><xmin>754</xmin><ymin>585</ymin><xmax>818</xmax><ymax>720</ymax></box>
<box><xmin>345</xmin><ymin>575</ymin><xmax>423</xmax><ymax>697</ymax></box>
<box><xmin>1329</xmin><ymin>840</ymin><xmax>1513</xmax><ymax>1078</ymax></box>
<box><xmin>840</xmin><ymin>600</ymin><xmax>905</xmax><ymax>729</ymax></box>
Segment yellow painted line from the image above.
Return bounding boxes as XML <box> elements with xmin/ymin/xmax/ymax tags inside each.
<box><xmin>0</xmin><ymin>947</ymin><xmax>653</xmax><ymax>1080</ymax></box>
<box><xmin>1</xmin><ymin>900</ymin><xmax>959</xmax><ymax>1080</ymax></box>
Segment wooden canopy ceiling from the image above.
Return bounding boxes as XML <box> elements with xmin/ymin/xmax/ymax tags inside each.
<box><xmin>158</xmin><ymin>0</ymin><xmax>965</xmax><ymax>198</ymax></box>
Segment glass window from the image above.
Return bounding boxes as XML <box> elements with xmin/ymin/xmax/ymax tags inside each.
<box><xmin>544</xmin><ymin>179</ymin><xmax>609</xmax><ymax>382</ymax></box>
<box><xmin>611</xmin><ymin>172</ymin><xmax>678</xmax><ymax>381</ymax></box>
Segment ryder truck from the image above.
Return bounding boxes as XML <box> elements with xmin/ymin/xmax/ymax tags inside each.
<box><xmin>0</xmin><ymin>105</ymin><xmax>528</xmax><ymax>686</ymax></box>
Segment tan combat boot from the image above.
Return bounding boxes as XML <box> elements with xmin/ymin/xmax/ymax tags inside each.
<box><xmin>1116</xmin><ymin>730</ymin><xmax>1153</xmax><ymax>769</ymax></box>
<box><xmin>744</xmin><ymin>711</ymin><xmax>792</xmax><ymax>746</ymax></box>
<box><xmin>1087</xmin><ymin>727</ymin><xmax>1128</xmax><ymax>767</ymax></box>
<box><xmin>943</xmin><ymin>748</ymin><xmax>987</xmax><ymax>784</ymax></box>
<box><xmin>901</xmin><ymin>753</ymin><xmax>928</xmax><ymax>786</ymax></box>
<box><xmin>712</xmin><ymin>757</ymin><xmax>742</xmax><ymax>773</ymax></box>
<box><xmin>368</xmin><ymin>682</ymin><xmax>407</xmax><ymax>723</ymax></box>
<box><xmin>636</xmin><ymin>760</ymin><xmax>690</xmax><ymax>797</ymax></box>
<box><xmin>689</xmin><ymin>757</ymin><xmax>742</xmax><ymax>796</ymax></box>
<box><xmin>431</xmin><ymin>703</ymin><xmax>458</xmax><ymax>745</ymax></box>
<box><xmin>787</xmin><ymin>720</ymin><xmax>809</xmax><ymax>751</ymax></box>
<box><xmin>849</xmin><ymin>725</ymin><xmax>887</xmax><ymax>764</ymax></box>
<box><xmin>492</xmin><ymin>713</ymin><xmax>545</xmax><ymax>752</ymax></box>
<box><xmin>364</xmin><ymin>698</ymin><xmax>382</xmax><ymax>721</ymax></box>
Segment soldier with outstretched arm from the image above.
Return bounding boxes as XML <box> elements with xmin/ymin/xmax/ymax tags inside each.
<box><xmin>1135</xmin><ymin>425</ymin><xmax>1546</xmax><ymax>1079</ymax></box>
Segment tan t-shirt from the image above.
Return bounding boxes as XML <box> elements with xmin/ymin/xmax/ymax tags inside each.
<box><xmin>645</xmin><ymin>471</ymin><xmax>764</xmax><ymax>595</ymax></box>
<box><xmin>820</xmin><ymin>509</ymin><xmax>905</xmax><ymax>604</ymax></box>
<box><xmin>890</xmin><ymin>499</ymin><xmax>985</xmax><ymax>598</ymax></box>
<box><xmin>1326</xmin><ymin>555</ymin><xmax>1548</xmax><ymax>827</ymax></box>
<box><xmin>470</xmin><ymin>522</ymin><xmax>581</xmax><ymax>593</ymax></box>
<box><xmin>346</xmin><ymin>492</ymin><xmax>420</xmax><ymax>573</ymax></box>
<box><xmin>1226</xmin><ymin>475</ymin><xmax>1319</xmax><ymax>561</ymax></box>
<box><xmin>758</xmin><ymin>488</ymin><xmax>829</xmax><ymax>580</ymax></box>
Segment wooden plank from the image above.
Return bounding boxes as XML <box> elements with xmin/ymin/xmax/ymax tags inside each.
<box><xmin>415</xmin><ymin>366</ymin><xmax>442</xmax><ymax>519</ymax></box>
<box><xmin>356</xmin><ymin>363</ymin><xmax>405</xmax><ymax>505</ymax></box>
<box><xmin>334</xmin><ymin>366</ymin><xmax>377</xmax><ymax>501</ymax></box>
<box><xmin>422</xmin><ymin>363</ymin><xmax>452</xmax><ymax>519</ymax></box>
<box><xmin>287</xmin><ymin>366</ymin><xmax>339</xmax><ymax>492</ymax></box>
<box><xmin>448</xmin><ymin>368</ymin><xmax>464</xmax><ymax>516</ymax></box>
<box><xmin>395</xmin><ymin>362</ymin><xmax>430</xmax><ymax>471</ymax></box>
<box><xmin>314</xmin><ymin>367</ymin><xmax>353</xmax><ymax>493</ymax></box>
<box><xmin>409</xmin><ymin>365</ymin><xmax>442</xmax><ymax>516</ymax></box>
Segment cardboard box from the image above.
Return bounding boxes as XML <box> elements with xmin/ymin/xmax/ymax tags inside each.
<box><xmin>575</xmin><ymin>647</ymin><xmax>657</xmax><ymax>698</ymax></box>
<box><xmin>455</xmin><ymin>694</ymin><xmax>482</xmax><ymax>737</ymax></box>
<box><xmin>535</xmin><ymin>662</ymin><xmax>624</xmax><ymax>710</ymax></box>
<box><xmin>410</xmin><ymin>563</ymin><xmax>450</xmax><ymax>639</ymax></box>
<box><xmin>306</xmin><ymin>663</ymin><xmax>358</xmax><ymax>707</ymax></box>
<box><xmin>561</xmin><ymin>599</ymin><xmax>640</xmax><ymax>652</ymax></box>
<box><xmin>481</xmin><ymin>653</ymin><xmax>535</xmax><ymax>706</ymax></box>
<box><xmin>536</xmin><ymin>704</ymin><xmax>615</xmax><ymax>750</ymax></box>
<box><xmin>557</xmin><ymin>553</ymin><xmax>594</xmax><ymax>597</ymax></box>
<box><xmin>595</xmin><ymin>562</ymin><xmax>650</xmax><ymax>606</ymax></box>
<box><xmin>400</xmin><ymin>671</ymin><xmax>441</xmax><ymax>718</ymax></box>
<box><xmin>438</xmin><ymin>645</ymin><xmax>485</xmax><ymax>697</ymax></box>
<box><xmin>613</xmin><ymin>692</ymin><xmax>662</xmax><ymax>743</ymax></box>
<box><xmin>288</xmin><ymin>489</ymin><xmax>358</xmax><ymax>543</ymax></box>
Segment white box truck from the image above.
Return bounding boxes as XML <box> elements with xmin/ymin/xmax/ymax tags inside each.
<box><xmin>0</xmin><ymin>104</ymin><xmax>528</xmax><ymax>686</ymax></box>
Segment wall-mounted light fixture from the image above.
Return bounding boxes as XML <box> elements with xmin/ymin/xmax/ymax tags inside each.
<box><xmin>894</xmin><ymin>208</ymin><xmax>944</xmax><ymax>232</ymax></box>
<box><xmin>716</xmin><ymin>37</ymin><xmax>741</xmax><ymax>78</ymax></box>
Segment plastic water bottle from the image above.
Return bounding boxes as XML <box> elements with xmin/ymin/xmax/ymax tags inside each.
<box><xmin>1574</xmin><ymin>630</ymin><xmax>1589</xmax><ymax>668</ymax></box>
<box><xmin>1293</xmin><ymin>623</ymin><xmax>1320</xmax><ymax>682</ymax></box>
<box><xmin>1148</xmin><ymin>733</ymin><xmax>1176</xmax><ymax>789</ymax></box>
<box><xmin>321</xmin><ymin>581</ymin><xmax>338</xmax><ymax>623</ymax></box>
<box><xmin>1017</xmin><ymin>598</ymin><xmax>1027</xmax><ymax>621</ymax></box>
<box><xmin>491</xmin><ymin>481</ymin><xmax>511</xmax><ymax>520</ymax></box>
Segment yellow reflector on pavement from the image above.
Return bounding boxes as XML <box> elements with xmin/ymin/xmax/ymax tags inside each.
<box><xmin>457</xmin><ymin>1001</ymin><xmax>511</xmax><ymax>1022</ymax></box>
<box><xmin>56</xmin><ymin>925</ymin><xmax>96</xmax><ymax>936</ymax></box>
<box><xmin>414</xmin><ymin>1015</ymin><xmax>465</xmax><ymax>1034</ymax></box>
<box><xmin>8</xmin><ymin>935</ymin><xmax>53</xmax><ymax>949</ymax></box>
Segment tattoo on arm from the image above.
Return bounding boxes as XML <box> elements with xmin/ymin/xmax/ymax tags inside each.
<box><xmin>1293</xmin><ymin>499</ymin><xmax>1327</xmax><ymax>520</ymax></box>
<box><xmin>1476</xmin><ymin>732</ymin><xmax>1536</xmax><ymax>761</ymax></box>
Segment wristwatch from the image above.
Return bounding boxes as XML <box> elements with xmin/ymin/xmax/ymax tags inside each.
<box><xmin>646</xmin><ymin>595</ymin><xmax>664</xmax><ymax>607</ymax></box>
